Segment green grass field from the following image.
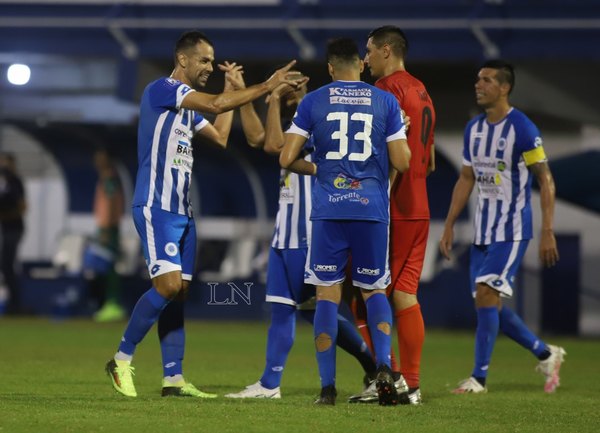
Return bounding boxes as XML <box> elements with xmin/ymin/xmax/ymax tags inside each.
<box><xmin>0</xmin><ymin>318</ymin><xmax>598</xmax><ymax>433</ymax></box>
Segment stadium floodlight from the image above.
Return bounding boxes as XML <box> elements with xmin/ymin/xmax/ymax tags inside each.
<box><xmin>7</xmin><ymin>63</ymin><xmax>31</xmax><ymax>85</ymax></box>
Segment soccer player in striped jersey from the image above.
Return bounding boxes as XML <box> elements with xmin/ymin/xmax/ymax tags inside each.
<box><xmin>105</xmin><ymin>30</ymin><xmax>302</xmax><ymax>398</ymax></box>
<box><xmin>440</xmin><ymin>60</ymin><xmax>565</xmax><ymax>394</ymax></box>
<box><xmin>280</xmin><ymin>38</ymin><xmax>411</xmax><ymax>405</ymax></box>
<box><xmin>225</xmin><ymin>71</ymin><xmax>377</xmax><ymax>399</ymax></box>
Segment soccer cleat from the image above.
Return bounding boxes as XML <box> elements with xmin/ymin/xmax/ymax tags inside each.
<box><xmin>314</xmin><ymin>385</ymin><xmax>337</xmax><ymax>405</ymax></box>
<box><xmin>105</xmin><ymin>359</ymin><xmax>137</xmax><ymax>397</ymax></box>
<box><xmin>94</xmin><ymin>303</ymin><xmax>126</xmax><ymax>322</ymax></box>
<box><xmin>348</xmin><ymin>379</ymin><xmax>377</xmax><ymax>403</ymax></box>
<box><xmin>224</xmin><ymin>382</ymin><xmax>281</xmax><ymax>399</ymax></box>
<box><xmin>452</xmin><ymin>377</ymin><xmax>487</xmax><ymax>394</ymax></box>
<box><xmin>395</xmin><ymin>375</ymin><xmax>410</xmax><ymax>405</ymax></box>
<box><xmin>535</xmin><ymin>345</ymin><xmax>566</xmax><ymax>393</ymax></box>
<box><xmin>407</xmin><ymin>388</ymin><xmax>422</xmax><ymax>405</ymax></box>
<box><xmin>161</xmin><ymin>379</ymin><xmax>217</xmax><ymax>398</ymax></box>
<box><xmin>375</xmin><ymin>365</ymin><xmax>399</xmax><ymax>406</ymax></box>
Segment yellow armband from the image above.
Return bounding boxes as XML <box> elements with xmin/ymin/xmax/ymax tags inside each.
<box><xmin>522</xmin><ymin>146</ymin><xmax>547</xmax><ymax>166</ymax></box>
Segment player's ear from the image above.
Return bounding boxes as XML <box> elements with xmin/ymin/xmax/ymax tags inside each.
<box><xmin>358</xmin><ymin>59</ymin><xmax>365</xmax><ymax>74</ymax></box>
<box><xmin>176</xmin><ymin>52</ymin><xmax>188</xmax><ymax>68</ymax></box>
<box><xmin>327</xmin><ymin>63</ymin><xmax>334</xmax><ymax>78</ymax></box>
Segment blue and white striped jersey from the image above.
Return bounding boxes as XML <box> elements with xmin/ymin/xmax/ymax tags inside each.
<box><xmin>463</xmin><ymin>108</ymin><xmax>547</xmax><ymax>245</ymax></box>
<box><xmin>271</xmin><ymin>153</ymin><xmax>314</xmax><ymax>249</ymax></box>
<box><xmin>132</xmin><ymin>77</ymin><xmax>208</xmax><ymax>217</ymax></box>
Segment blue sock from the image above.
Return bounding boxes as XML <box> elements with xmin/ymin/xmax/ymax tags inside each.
<box><xmin>365</xmin><ymin>293</ymin><xmax>392</xmax><ymax>368</ymax></box>
<box><xmin>299</xmin><ymin>309</ymin><xmax>375</xmax><ymax>374</ymax></box>
<box><xmin>158</xmin><ymin>300</ymin><xmax>185</xmax><ymax>378</ymax></box>
<box><xmin>472</xmin><ymin>306</ymin><xmax>499</xmax><ymax>379</ymax></box>
<box><xmin>336</xmin><ymin>314</ymin><xmax>376</xmax><ymax>374</ymax></box>
<box><xmin>259</xmin><ymin>303</ymin><xmax>296</xmax><ymax>389</ymax></box>
<box><xmin>499</xmin><ymin>307</ymin><xmax>548</xmax><ymax>357</ymax></box>
<box><xmin>314</xmin><ymin>300</ymin><xmax>338</xmax><ymax>388</ymax></box>
<box><xmin>118</xmin><ymin>287</ymin><xmax>169</xmax><ymax>356</ymax></box>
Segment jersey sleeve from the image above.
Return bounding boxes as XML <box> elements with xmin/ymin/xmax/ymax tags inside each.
<box><xmin>385</xmin><ymin>93</ymin><xmax>407</xmax><ymax>142</ymax></box>
<box><xmin>286</xmin><ymin>94</ymin><xmax>313</xmax><ymax>138</ymax></box>
<box><xmin>149</xmin><ymin>78</ymin><xmax>196</xmax><ymax>111</ymax></box>
<box><xmin>517</xmin><ymin>120</ymin><xmax>547</xmax><ymax>166</ymax></box>
<box><xmin>193</xmin><ymin>113</ymin><xmax>209</xmax><ymax>132</ymax></box>
<box><xmin>462</xmin><ymin>123</ymin><xmax>472</xmax><ymax>166</ymax></box>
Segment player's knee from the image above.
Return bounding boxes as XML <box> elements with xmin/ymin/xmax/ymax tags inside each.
<box><xmin>315</xmin><ymin>332</ymin><xmax>332</xmax><ymax>352</ymax></box>
<box><xmin>156</xmin><ymin>281</ymin><xmax>183</xmax><ymax>300</ymax></box>
<box><xmin>376</xmin><ymin>322</ymin><xmax>391</xmax><ymax>335</ymax></box>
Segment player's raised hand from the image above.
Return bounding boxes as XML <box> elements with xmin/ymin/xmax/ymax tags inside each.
<box><xmin>265</xmin><ymin>60</ymin><xmax>305</xmax><ymax>91</ymax></box>
<box><xmin>219</xmin><ymin>61</ymin><xmax>245</xmax><ymax>90</ymax></box>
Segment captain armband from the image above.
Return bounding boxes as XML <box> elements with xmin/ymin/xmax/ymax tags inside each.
<box><xmin>522</xmin><ymin>146</ymin><xmax>547</xmax><ymax>166</ymax></box>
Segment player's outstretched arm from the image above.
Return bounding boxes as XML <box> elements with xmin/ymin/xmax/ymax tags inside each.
<box><xmin>439</xmin><ymin>165</ymin><xmax>475</xmax><ymax>260</ymax></box>
<box><xmin>181</xmin><ymin>60</ymin><xmax>300</xmax><ymax>114</ymax></box>
<box><xmin>220</xmin><ymin>61</ymin><xmax>266</xmax><ymax>148</ymax></box>
<box><xmin>530</xmin><ymin>161</ymin><xmax>559</xmax><ymax>267</ymax></box>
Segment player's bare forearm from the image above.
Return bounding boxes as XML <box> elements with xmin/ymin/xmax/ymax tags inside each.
<box><xmin>444</xmin><ymin>165</ymin><xmax>475</xmax><ymax>229</ymax></box>
<box><xmin>530</xmin><ymin>161</ymin><xmax>559</xmax><ymax>266</ymax></box>
<box><xmin>427</xmin><ymin>144</ymin><xmax>436</xmax><ymax>176</ymax></box>
<box><xmin>239</xmin><ymin>103</ymin><xmax>265</xmax><ymax>148</ymax></box>
<box><xmin>531</xmin><ymin>162</ymin><xmax>556</xmax><ymax>231</ymax></box>
<box><xmin>288</xmin><ymin>159</ymin><xmax>316</xmax><ymax>176</ymax></box>
<box><xmin>263</xmin><ymin>94</ymin><xmax>285</xmax><ymax>155</ymax></box>
<box><xmin>211</xmin><ymin>110</ymin><xmax>235</xmax><ymax>148</ymax></box>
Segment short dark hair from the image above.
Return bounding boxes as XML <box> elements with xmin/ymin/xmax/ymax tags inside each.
<box><xmin>481</xmin><ymin>59</ymin><xmax>515</xmax><ymax>94</ymax></box>
<box><xmin>367</xmin><ymin>25</ymin><xmax>409</xmax><ymax>59</ymax></box>
<box><xmin>174</xmin><ymin>30</ymin><xmax>213</xmax><ymax>63</ymax></box>
<box><xmin>326</xmin><ymin>37</ymin><xmax>360</xmax><ymax>67</ymax></box>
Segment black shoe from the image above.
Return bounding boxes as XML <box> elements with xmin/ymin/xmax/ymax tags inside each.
<box><xmin>314</xmin><ymin>385</ymin><xmax>337</xmax><ymax>405</ymax></box>
<box><xmin>375</xmin><ymin>365</ymin><xmax>399</xmax><ymax>406</ymax></box>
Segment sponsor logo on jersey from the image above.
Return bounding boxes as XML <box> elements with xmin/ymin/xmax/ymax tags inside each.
<box><xmin>534</xmin><ymin>136</ymin><xmax>543</xmax><ymax>147</ymax></box>
<box><xmin>357</xmin><ymin>267</ymin><xmax>380</xmax><ymax>276</ymax></box>
<box><xmin>329</xmin><ymin>87</ymin><xmax>372</xmax><ymax>97</ymax></box>
<box><xmin>328</xmin><ymin>192</ymin><xmax>369</xmax><ymax>205</ymax></box>
<box><xmin>333</xmin><ymin>173</ymin><xmax>362</xmax><ymax>190</ymax></box>
<box><xmin>166</xmin><ymin>78</ymin><xmax>178</xmax><ymax>86</ymax></box>
<box><xmin>314</xmin><ymin>264</ymin><xmax>337</xmax><ymax>272</ymax></box>
<box><xmin>329</xmin><ymin>96</ymin><xmax>372</xmax><ymax>105</ymax></box>
<box><xmin>497</xmin><ymin>160</ymin><xmax>506</xmax><ymax>172</ymax></box>
<box><xmin>177</xmin><ymin>144</ymin><xmax>193</xmax><ymax>155</ymax></box>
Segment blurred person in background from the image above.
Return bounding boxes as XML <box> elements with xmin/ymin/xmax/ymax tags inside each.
<box><xmin>0</xmin><ymin>152</ymin><xmax>26</xmax><ymax>315</ymax></box>
<box><xmin>225</xmin><ymin>67</ymin><xmax>378</xmax><ymax>399</ymax></box>
<box><xmin>87</xmin><ymin>148</ymin><xmax>126</xmax><ymax>322</ymax></box>
<box><xmin>104</xmin><ymin>29</ymin><xmax>303</xmax><ymax>398</ymax></box>
<box><xmin>439</xmin><ymin>59</ymin><xmax>566</xmax><ymax>394</ymax></box>
<box><xmin>348</xmin><ymin>25</ymin><xmax>436</xmax><ymax>405</ymax></box>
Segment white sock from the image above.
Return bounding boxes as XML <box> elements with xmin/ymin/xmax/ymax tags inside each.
<box><xmin>114</xmin><ymin>351</ymin><xmax>133</xmax><ymax>362</ymax></box>
<box><xmin>164</xmin><ymin>374</ymin><xmax>184</xmax><ymax>385</ymax></box>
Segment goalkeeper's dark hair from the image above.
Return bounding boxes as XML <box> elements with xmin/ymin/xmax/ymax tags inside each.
<box><xmin>368</xmin><ymin>25</ymin><xmax>409</xmax><ymax>59</ymax></box>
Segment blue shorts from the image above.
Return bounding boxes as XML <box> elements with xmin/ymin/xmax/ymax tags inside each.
<box><xmin>470</xmin><ymin>240</ymin><xmax>529</xmax><ymax>298</ymax></box>
<box><xmin>266</xmin><ymin>247</ymin><xmax>314</xmax><ymax>306</ymax></box>
<box><xmin>305</xmin><ymin>220</ymin><xmax>390</xmax><ymax>290</ymax></box>
<box><xmin>132</xmin><ymin>206</ymin><xmax>196</xmax><ymax>281</ymax></box>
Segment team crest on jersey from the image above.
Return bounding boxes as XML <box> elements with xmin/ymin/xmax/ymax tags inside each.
<box><xmin>496</xmin><ymin>138</ymin><xmax>507</xmax><ymax>151</ymax></box>
<box><xmin>165</xmin><ymin>242</ymin><xmax>178</xmax><ymax>257</ymax></box>
<box><xmin>333</xmin><ymin>173</ymin><xmax>362</xmax><ymax>190</ymax></box>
